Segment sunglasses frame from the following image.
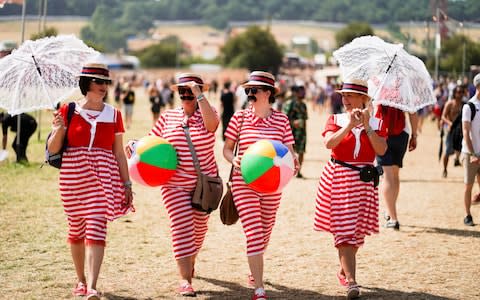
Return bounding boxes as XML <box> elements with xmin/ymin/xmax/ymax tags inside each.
<box><xmin>91</xmin><ymin>78</ymin><xmax>112</xmax><ymax>85</ymax></box>
<box><xmin>178</xmin><ymin>86</ymin><xmax>203</xmax><ymax>95</ymax></box>
<box><xmin>244</xmin><ymin>87</ymin><xmax>264</xmax><ymax>95</ymax></box>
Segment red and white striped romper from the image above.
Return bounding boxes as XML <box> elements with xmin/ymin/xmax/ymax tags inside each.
<box><xmin>59</xmin><ymin>103</ymin><xmax>131</xmax><ymax>246</ymax></box>
<box><xmin>150</xmin><ymin>107</ymin><xmax>219</xmax><ymax>260</ymax></box>
<box><xmin>224</xmin><ymin>108</ymin><xmax>294</xmax><ymax>256</ymax></box>
<box><xmin>314</xmin><ymin>114</ymin><xmax>386</xmax><ymax>247</ymax></box>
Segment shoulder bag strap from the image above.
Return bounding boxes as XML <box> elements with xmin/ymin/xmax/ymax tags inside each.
<box><xmin>62</xmin><ymin>102</ymin><xmax>76</xmax><ymax>149</ymax></box>
<box><xmin>227</xmin><ymin>111</ymin><xmax>245</xmax><ymax>181</ymax></box>
<box><xmin>182</xmin><ymin>124</ymin><xmax>202</xmax><ymax>176</ymax></box>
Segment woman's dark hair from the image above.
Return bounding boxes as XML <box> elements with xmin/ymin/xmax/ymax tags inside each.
<box><xmin>265</xmin><ymin>87</ymin><xmax>276</xmax><ymax>104</ymax></box>
<box><xmin>79</xmin><ymin>77</ymin><xmax>93</xmax><ymax>96</ymax></box>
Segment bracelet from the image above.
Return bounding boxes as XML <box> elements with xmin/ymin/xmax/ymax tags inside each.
<box><xmin>365</xmin><ymin>127</ymin><xmax>375</xmax><ymax>136</ymax></box>
<box><xmin>124</xmin><ymin>180</ymin><xmax>132</xmax><ymax>189</ymax></box>
<box><xmin>196</xmin><ymin>93</ymin><xmax>205</xmax><ymax>102</ymax></box>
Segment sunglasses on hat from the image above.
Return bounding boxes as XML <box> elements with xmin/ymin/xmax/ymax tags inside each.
<box><xmin>244</xmin><ymin>87</ymin><xmax>264</xmax><ymax>95</ymax></box>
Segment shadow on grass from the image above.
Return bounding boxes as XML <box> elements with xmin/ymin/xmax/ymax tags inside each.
<box><xmin>362</xmin><ymin>286</ymin><xmax>455</xmax><ymax>299</ymax></box>
<box><xmin>406</xmin><ymin>225</ymin><xmax>480</xmax><ymax>238</ymax></box>
<box><xmin>196</xmin><ymin>276</ymin><xmax>332</xmax><ymax>299</ymax></box>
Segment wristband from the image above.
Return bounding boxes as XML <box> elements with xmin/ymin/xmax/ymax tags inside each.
<box><xmin>196</xmin><ymin>93</ymin><xmax>205</xmax><ymax>102</ymax></box>
<box><xmin>124</xmin><ymin>181</ymin><xmax>132</xmax><ymax>188</ymax></box>
<box><xmin>365</xmin><ymin>127</ymin><xmax>375</xmax><ymax>136</ymax></box>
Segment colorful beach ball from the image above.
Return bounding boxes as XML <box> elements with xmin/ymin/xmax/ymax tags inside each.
<box><xmin>128</xmin><ymin>136</ymin><xmax>177</xmax><ymax>187</ymax></box>
<box><xmin>241</xmin><ymin>139</ymin><xmax>295</xmax><ymax>193</ymax></box>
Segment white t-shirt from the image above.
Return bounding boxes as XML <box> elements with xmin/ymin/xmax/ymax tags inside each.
<box><xmin>461</xmin><ymin>96</ymin><xmax>480</xmax><ymax>154</ymax></box>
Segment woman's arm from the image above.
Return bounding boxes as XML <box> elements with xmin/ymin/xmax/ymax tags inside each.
<box><xmin>223</xmin><ymin>138</ymin><xmax>241</xmax><ymax>168</ymax></box>
<box><xmin>362</xmin><ymin>109</ymin><xmax>387</xmax><ymax>156</ymax></box>
<box><xmin>188</xmin><ymin>82</ymin><xmax>219</xmax><ymax>132</ymax></box>
<box><xmin>47</xmin><ymin>110</ymin><xmax>67</xmax><ymax>154</ymax></box>
<box><xmin>113</xmin><ymin>134</ymin><xmax>133</xmax><ymax>207</ymax></box>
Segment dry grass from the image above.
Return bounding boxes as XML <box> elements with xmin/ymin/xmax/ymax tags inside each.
<box><xmin>1</xmin><ymin>79</ymin><xmax>479</xmax><ymax>299</ymax></box>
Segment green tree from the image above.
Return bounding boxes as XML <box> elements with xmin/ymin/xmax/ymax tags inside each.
<box><xmin>335</xmin><ymin>22</ymin><xmax>374</xmax><ymax>48</ymax></box>
<box><xmin>136</xmin><ymin>35</ymin><xmax>187</xmax><ymax>68</ymax></box>
<box><xmin>435</xmin><ymin>34</ymin><xmax>480</xmax><ymax>74</ymax></box>
<box><xmin>30</xmin><ymin>27</ymin><xmax>58</xmax><ymax>40</ymax></box>
<box><xmin>221</xmin><ymin>26</ymin><xmax>283</xmax><ymax>74</ymax></box>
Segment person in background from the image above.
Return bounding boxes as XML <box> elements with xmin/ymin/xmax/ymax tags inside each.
<box><xmin>314</xmin><ymin>79</ymin><xmax>387</xmax><ymax>299</ymax></box>
<box><xmin>220</xmin><ymin>81</ymin><xmax>235</xmax><ymax>140</ymax></box>
<box><xmin>461</xmin><ymin>73</ymin><xmax>480</xmax><ymax>226</ymax></box>
<box><xmin>148</xmin><ymin>83</ymin><xmax>163</xmax><ymax>126</ymax></box>
<box><xmin>223</xmin><ymin>71</ymin><xmax>298</xmax><ymax>300</ymax></box>
<box><xmin>128</xmin><ymin>73</ymin><xmax>219</xmax><ymax>297</ymax></box>
<box><xmin>441</xmin><ymin>85</ymin><xmax>464</xmax><ymax>177</ymax></box>
<box><xmin>47</xmin><ymin>63</ymin><xmax>133</xmax><ymax>299</ymax></box>
<box><xmin>283</xmin><ymin>84</ymin><xmax>308</xmax><ymax>178</ymax></box>
<box><xmin>1</xmin><ymin>112</ymin><xmax>37</xmax><ymax>164</ymax></box>
<box><xmin>121</xmin><ymin>82</ymin><xmax>135</xmax><ymax>129</ymax></box>
<box><xmin>376</xmin><ymin>105</ymin><xmax>418</xmax><ymax>230</ymax></box>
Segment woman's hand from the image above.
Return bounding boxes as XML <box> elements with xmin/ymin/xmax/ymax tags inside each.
<box><xmin>348</xmin><ymin>108</ymin><xmax>363</xmax><ymax>128</ymax></box>
<box><xmin>124</xmin><ymin>186</ymin><xmax>134</xmax><ymax>208</ymax></box>
<box><xmin>361</xmin><ymin>108</ymin><xmax>371</xmax><ymax>128</ymax></box>
<box><xmin>52</xmin><ymin>110</ymin><xmax>66</xmax><ymax>130</ymax></box>
<box><xmin>185</xmin><ymin>81</ymin><xmax>202</xmax><ymax>97</ymax></box>
<box><xmin>124</xmin><ymin>139</ymin><xmax>137</xmax><ymax>159</ymax></box>
<box><xmin>232</xmin><ymin>155</ymin><xmax>241</xmax><ymax>170</ymax></box>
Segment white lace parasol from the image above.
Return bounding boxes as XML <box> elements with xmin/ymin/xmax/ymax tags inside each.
<box><xmin>0</xmin><ymin>34</ymin><xmax>99</xmax><ymax>115</ymax></box>
<box><xmin>333</xmin><ymin>35</ymin><xmax>436</xmax><ymax>113</ymax></box>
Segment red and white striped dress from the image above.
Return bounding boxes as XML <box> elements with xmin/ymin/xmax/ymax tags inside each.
<box><xmin>59</xmin><ymin>103</ymin><xmax>131</xmax><ymax>245</ymax></box>
<box><xmin>224</xmin><ymin>108</ymin><xmax>294</xmax><ymax>256</ymax></box>
<box><xmin>150</xmin><ymin>107</ymin><xmax>219</xmax><ymax>259</ymax></box>
<box><xmin>314</xmin><ymin>114</ymin><xmax>387</xmax><ymax>247</ymax></box>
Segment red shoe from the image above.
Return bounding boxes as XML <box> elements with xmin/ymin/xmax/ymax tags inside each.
<box><xmin>178</xmin><ymin>282</ymin><xmax>196</xmax><ymax>297</ymax></box>
<box><xmin>72</xmin><ymin>282</ymin><xmax>87</xmax><ymax>296</ymax></box>
<box><xmin>86</xmin><ymin>289</ymin><xmax>101</xmax><ymax>300</ymax></box>
<box><xmin>252</xmin><ymin>288</ymin><xmax>267</xmax><ymax>300</ymax></box>
<box><xmin>336</xmin><ymin>271</ymin><xmax>348</xmax><ymax>287</ymax></box>
<box><xmin>247</xmin><ymin>274</ymin><xmax>255</xmax><ymax>287</ymax></box>
<box><xmin>473</xmin><ymin>193</ymin><xmax>480</xmax><ymax>204</ymax></box>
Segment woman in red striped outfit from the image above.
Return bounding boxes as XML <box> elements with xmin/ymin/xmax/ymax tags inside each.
<box><xmin>137</xmin><ymin>73</ymin><xmax>219</xmax><ymax>296</ymax></box>
<box><xmin>47</xmin><ymin>63</ymin><xmax>133</xmax><ymax>300</ymax></box>
<box><xmin>313</xmin><ymin>79</ymin><xmax>387</xmax><ymax>299</ymax></box>
<box><xmin>223</xmin><ymin>71</ymin><xmax>298</xmax><ymax>300</ymax></box>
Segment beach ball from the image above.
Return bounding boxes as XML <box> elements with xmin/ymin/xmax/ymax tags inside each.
<box><xmin>241</xmin><ymin>139</ymin><xmax>295</xmax><ymax>193</ymax></box>
<box><xmin>128</xmin><ymin>136</ymin><xmax>177</xmax><ymax>187</ymax></box>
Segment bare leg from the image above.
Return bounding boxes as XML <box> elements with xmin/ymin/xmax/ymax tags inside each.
<box><xmin>381</xmin><ymin>165</ymin><xmax>400</xmax><ymax>221</ymax></box>
<box><xmin>86</xmin><ymin>244</ymin><xmax>105</xmax><ymax>290</ymax></box>
<box><xmin>338</xmin><ymin>245</ymin><xmax>358</xmax><ymax>284</ymax></box>
<box><xmin>177</xmin><ymin>256</ymin><xmax>194</xmax><ymax>284</ymax></box>
<box><xmin>464</xmin><ymin>183</ymin><xmax>473</xmax><ymax>216</ymax></box>
<box><xmin>248</xmin><ymin>254</ymin><xmax>264</xmax><ymax>289</ymax></box>
<box><xmin>70</xmin><ymin>243</ymin><xmax>86</xmax><ymax>284</ymax></box>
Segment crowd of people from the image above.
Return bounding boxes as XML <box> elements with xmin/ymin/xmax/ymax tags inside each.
<box><xmin>1</xmin><ymin>60</ymin><xmax>479</xmax><ymax>299</ymax></box>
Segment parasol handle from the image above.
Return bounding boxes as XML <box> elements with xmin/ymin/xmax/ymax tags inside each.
<box><xmin>31</xmin><ymin>55</ymin><xmax>42</xmax><ymax>76</ymax></box>
<box><xmin>371</xmin><ymin>50</ymin><xmax>399</xmax><ymax>102</ymax></box>
<box><xmin>385</xmin><ymin>52</ymin><xmax>398</xmax><ymax>74</ymax></box>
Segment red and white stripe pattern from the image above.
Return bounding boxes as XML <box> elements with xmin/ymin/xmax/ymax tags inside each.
<box><xmin>314</xmin><ymin>160</ymin><xmax>379</xmax><ymax>247</ymax></box>
<box><xmin>67</xmin><ymin>217</ymin><xmax>107</xmax><ymax>246</ymax></box>
<box><xmin>60</xmin><ymin>148</ymin><xmax>131</xmax><ymax>244</ymax></box>
<box><xmin>150</xmin><ymin>107</ymin><xmax>218</xmax><ymax>259</ymax></box>
<box><xmin>225</xmin><ymin>108</ymin><xmax>294</xmax><ymax>256</ymax></box>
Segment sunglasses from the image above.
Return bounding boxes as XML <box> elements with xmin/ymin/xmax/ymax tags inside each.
<box><xmin>178</xmin><ymin>86</ymin><xmax>203</xmax><ymax>95</ymax></box>
<box><xmin>244</xmin><ymin>87</ymin><xmax>264</xmax><ymax>95</ymax></box>
<box><xmin>91</xmin><ymin>78</ymin><xmax>111</xmax><ymax>85</ymax></box>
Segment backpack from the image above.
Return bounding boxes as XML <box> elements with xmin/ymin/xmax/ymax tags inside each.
<box><xmin>44</xmin><ymin>102</ymin><xmax>75</xmax><ymax>168</ymax></box>
<box><xmin>450</xmin><ymin>102</ymin><xmax>476</xmax><ymax>152</ymax></box>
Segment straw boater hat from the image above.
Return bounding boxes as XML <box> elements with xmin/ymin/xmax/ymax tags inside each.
<box><xmin>242</xmin><ymin>71</ymin><xmax>280</xmax><ymax>94</ymax></box>
<box><xmin>78</xmin><ymin>63</ymin><xmax>111</xmax><ymax>81</ymax></box>
<box><xmin>171</xmin><ymin>73</ymin><xmax>210</xmax><ymax>92</ymax></box>
<box><xmin>336</xmin><ymin>79</ymin><xmax>370</xmax><ymax>98</ymax></box>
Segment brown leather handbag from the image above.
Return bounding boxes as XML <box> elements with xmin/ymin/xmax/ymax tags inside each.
<box><xmin>220</xmin><ymin>112</ymin><xmax>244</xmax><ymax>225</ymax></box>
<box><xmin>183</xmin><ymin>125</ymin><xmax>223</xmax><ymax>214</ymax></box>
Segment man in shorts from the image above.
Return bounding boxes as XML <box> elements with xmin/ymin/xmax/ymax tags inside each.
<box><xmin>461</xmin><ymin>73</ymin><xmax>480</xmax><ymax>226</ymax></box>
<box><xmin>376</xmin><ymin>106</ymin><xmax>418</xmax><ymax>230</ymax></box>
